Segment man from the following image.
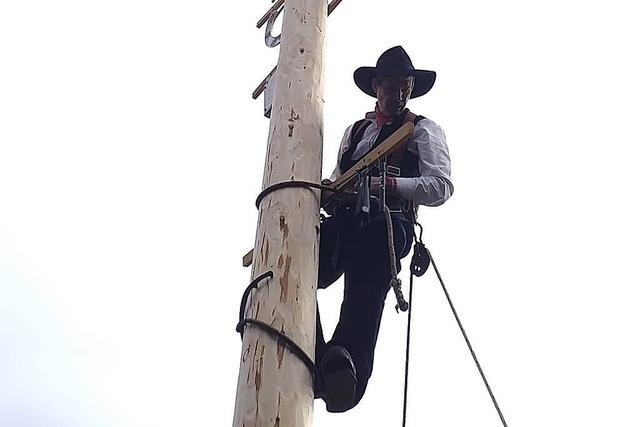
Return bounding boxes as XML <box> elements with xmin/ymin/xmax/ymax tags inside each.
<box><xmin>314</xmin><ymin>46</ymin><xmax>454</xmax><ymax>412</ymax></box>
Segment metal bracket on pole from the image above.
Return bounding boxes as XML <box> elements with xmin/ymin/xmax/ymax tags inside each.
<box><xmin>252</xmin><ymin>0</ymin><xmax>345</xmax><ymax>102</ymax></box>
<box><xmin>257</xmin><ymin>0</ymin><xmax>285</xmax><ymax>29</ymax></box>
<box><xmin>264</xmin><ymin>5</ymin><xmax>284</xmax><ymax>47</ymax></box>
<box><xmin>264</xmin><ymin>73</ymin><xmax>275</xmax><ymax>118</ymax></box>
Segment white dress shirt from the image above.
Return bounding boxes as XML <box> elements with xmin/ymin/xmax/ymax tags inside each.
<box><xmin>329</xmin><ymin>114</ymin><xmax>454</xmax><ymax>207</ymax></box>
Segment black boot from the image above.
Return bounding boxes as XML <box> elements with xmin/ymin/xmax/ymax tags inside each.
<box><xmin>318</xmin><ymin>345</ymin><xmax>357</xmax><ymax>413</ymax></box>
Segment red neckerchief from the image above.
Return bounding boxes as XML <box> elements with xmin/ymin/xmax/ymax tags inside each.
<box><xmin>374</xmin><ymin>104</ymin><xmax>393</xmax><ymax>127</ymax></box>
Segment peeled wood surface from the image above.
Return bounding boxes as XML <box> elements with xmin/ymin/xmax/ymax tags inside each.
<box><xmin>233</xmin><ymin>0</ymin><xmax>327</xmax><ymax>426</ymax></box>
<box><xmin>252</xmin><ymin>0</ymin><xmax>344</xmax><ymax>100</ymax></box>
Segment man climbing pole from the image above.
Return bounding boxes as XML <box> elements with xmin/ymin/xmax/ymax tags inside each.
<box><xmin>315</xmin><ymin>45</ymin><xmax>454</xmax><ymax>413</ymax></box>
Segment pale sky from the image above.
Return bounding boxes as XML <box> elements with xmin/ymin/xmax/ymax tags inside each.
<box><xmin>1</xmin><ymin>0</ymin><xmax>639</xmax><ymax>426</ymax></box>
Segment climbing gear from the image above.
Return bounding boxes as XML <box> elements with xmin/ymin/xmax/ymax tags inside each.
<box><xmin>341</xmin><ymin>109</ymin><xmax>419</xmax><ymax>177</ymax></box>
<box><xmin>354</xmin><ymin>170</ymin><xmax>371</xmax><ymax>228</ymax></box>
<box><xmin>238</xmin><ymin>114</ymin><xmax>509</xmax><ymax>426</ymax></box>
<box><xmin>242</xmin><ymin>121</ymin><xmax>415</xmax><ymax>268</ymax></box>
<box><xmin>236</xmin><ymin>271</ymin><xmax>321</xmax><ymax>387</ymax></box>
<box><xmin>429</xmin><ymin>250</ymin><xmax>509</xmax><ymax>427</ymax></box>
<box><xmin>255</xmin><ymin>179</ymin><xmax>346</xmax><ymax>209</ymax></box>
<box><xmin>399</xmin><ymin>222</ymin><xmax>510</xmax><ymax>427</ymax></box>
<box><xmin>409</xmin><ymin>222</ymin><xmax>430</xmax><ymax>276</ymax></box>
<box><xmin>339</xmin><ymin>109</ymin><xmax>423</xmax><ymax>217</ymax></box>
<box><xmin>379</xmin><ymin>156</ymin><xmax>409</xmax><ymax>312</ymax></box>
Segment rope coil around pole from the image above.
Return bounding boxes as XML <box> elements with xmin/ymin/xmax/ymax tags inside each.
<box><xmin>236</xmin><ymin>271</ymin><xmax>321</xmax><ymax>387</ymax></box>
<box><xmin>238</xmin><ymin>181</ymin><xmax>348</xmax><ymax>391</ymax></box>
<box><xmin>255</xmin><ymin>180</ymin><xmax>346</xmax><ymax>209</ymax></box>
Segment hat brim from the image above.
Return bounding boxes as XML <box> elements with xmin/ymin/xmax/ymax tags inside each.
<box><xmin>353</xmin><ymin>67</ymin><xmax>437</xmax><ymax>98</ymax></box>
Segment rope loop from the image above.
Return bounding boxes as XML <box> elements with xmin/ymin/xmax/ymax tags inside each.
<box><xmin>236</xmin><ymin>270</ymin><xmax>320</xmax><ymax>387</ymax></box>
<box><xmin>255</xmin><ymin>180</ymin><xmax>345</xmax><ymax>209</ymax></box>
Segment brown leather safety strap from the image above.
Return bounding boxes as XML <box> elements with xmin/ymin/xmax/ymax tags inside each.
<box><xmin>388</xmin><ymin>111</ymin><xmax>417</xmax><ymax>168</ymax></box>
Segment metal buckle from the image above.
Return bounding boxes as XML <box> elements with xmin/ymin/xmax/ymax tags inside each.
<box><xmin>387</xmin><ymin>165</ymin><xmax>401</xmax><ymax>177</ymax></box>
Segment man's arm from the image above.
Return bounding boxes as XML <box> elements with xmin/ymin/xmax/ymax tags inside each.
<box><xmin>393</xmin><ymin>119</ymin><xmax>454</xmax><ymax>206</ymax></box>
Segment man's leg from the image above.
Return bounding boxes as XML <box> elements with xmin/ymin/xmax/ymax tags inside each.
<box><xmin>327</xmin><ymin>216</ymin><xmax>411</xmax><ymax>407</ymax></box>
<box><xmin>315</xmin><ymin>215</ymin><xmax>347</xmax><ymax>369</ymax></box>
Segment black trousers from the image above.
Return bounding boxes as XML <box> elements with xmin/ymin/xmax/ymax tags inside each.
<box><xmin>316</xmin><ymin>209</ymin><xmax>413</xmax><ymax>407</ymax></box>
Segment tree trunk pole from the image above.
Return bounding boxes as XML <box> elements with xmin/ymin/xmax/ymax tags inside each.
<box><xmin>233</xmin><ymin>0</ymin><xmax>326</xmax><ymax>426</ymax></box>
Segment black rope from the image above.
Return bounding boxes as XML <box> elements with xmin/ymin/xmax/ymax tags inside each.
<box><xmin>247</xmin><ymin>179</ymin><xmax>509</xmax><ymax>425</ymax></box>
<box><xmin>237</xmin><ymin>271</ymin><xmax>273</xmax><ymax>325</ymax></box>
<box><xmin>255</xmin><ymin>180</ymin><xmax>346</xmax><ymax>209</ymax></box>
<box><xmin>237</xmin><ymin>180</ymin><xmax>350</xmax><ymax>391</ymax></box>
<box><xmin>402</xmin><ymin>225</ymin><xmax>508</xmax><ymax>427</ymax></box>
<box><xmin>428</xmin><ymin>250</ymin><xmax>510</xmax><ymax>427</ymax></box>
<box><xmin>236</xmin><ymin>271</ymin><xmax>320</xmax><ymax>385</ymax></box>
<box><xmin>402</xmin><ymin>263</ymin><xmax>415</xmax><ymax>427</ymax></box>
<box><xmin>402</xmin><ymin>233</ymin><xmax>429</xmax><ymax>426</ymax></box>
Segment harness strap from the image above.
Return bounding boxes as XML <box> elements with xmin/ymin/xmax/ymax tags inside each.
<box><xmin>339</xmin><ymin>119</ymin><xmax>372</xmax><ymax>174</ymax></box>
<box><xmin>387</xmin><ymin>111</ymin><xmax>417</xmax><ymax>169</ymax></box>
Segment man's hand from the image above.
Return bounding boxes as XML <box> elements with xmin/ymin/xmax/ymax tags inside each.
<box><xmin>370</xmin><ymin>176</ymin><xmax>397</xmax><ymax>195</ymax></box>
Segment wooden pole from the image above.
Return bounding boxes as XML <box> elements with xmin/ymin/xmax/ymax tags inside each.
<box><xmin>233</xmin><ymin>0</ymin><xmax>326</xmax><ymax>425</ymax></box>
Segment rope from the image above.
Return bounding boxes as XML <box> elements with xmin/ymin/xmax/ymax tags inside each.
<box><xmin>401</xmin><ymin>262</ymin><xmax>415</xmax><ymax>427</ymax></box>
<box><xmin>401</xmin><ymin>227</ymin><xmax>508</xmax><ymax>427</ymax></box>
<box><xmin>255</xmin><ymin>180</ymin><xmax>345</xmax><ymax>209</ymax></box>
<box><xmin>402</xmin><ymin>234</ymin><xmax>429</xmax><ymax>426</ymax></box>
<box><xmin>384</xmin><ymin>204</ymin><xmax>408</xmax><ymax>312</ymax></box>
<box><xmin>237</xmin><ymin>271</ymin><xmax>273</xmax><ymax>325</ymax></box>
<box><xmin>428</xmin><ymin>250</ymin><xmax>509</xmax><ymax>427</ymax></box>
<box><xmin>236</xmin><ymin>271</ymin><xmax>321</xmax><ymax>386</ymax></box>
<box><xmin>380</xmin><ymin>158</ymin><xmax>408</xmax><ymax>312</ymax></box>
<box><xmin>245</xmin><ymin>173</ymin><xmax>510</xmax><ymax>426</ymax></box>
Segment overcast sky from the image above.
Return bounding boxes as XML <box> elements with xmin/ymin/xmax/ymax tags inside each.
<box><xmin>1</xmin><ymin>0</ymin><xmax>640</xmax><ymax>426</ymax></box>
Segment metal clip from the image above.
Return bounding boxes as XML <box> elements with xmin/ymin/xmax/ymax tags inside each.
<box><xmin>387</xmin><ymin>165</ymin><xmax>401</xmax><ymax>177</ymax></box>
<box><xmin>354</xmin><ymin>171</ymin><xmax>370</xmax><ymax>215</ymax></box>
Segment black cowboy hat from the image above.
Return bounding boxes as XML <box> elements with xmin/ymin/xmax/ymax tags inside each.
<box><xmin>353</xmin><ymin>46</ymin><xmax>436</xmax><ymax>98</ymax></box>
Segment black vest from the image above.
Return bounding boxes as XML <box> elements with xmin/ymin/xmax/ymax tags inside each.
<box><xmin>339</xmin><ymin>109</ymin><xmax>424</xmax><ymax>178</ymax></box>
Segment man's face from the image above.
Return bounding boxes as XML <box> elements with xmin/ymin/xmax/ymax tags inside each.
<box><xmin>372</xmin><ymin>75</ymin><xmax>414</xmax><ymax>117</ymax></box>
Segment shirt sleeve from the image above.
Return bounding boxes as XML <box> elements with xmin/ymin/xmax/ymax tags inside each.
<box><xmin>394</xmin><ymin>120</ymin><xmax>454</xmax><ymax>207</ymax></box>
<box><xmin>329</xmin><ymin>124</ymin><xmax>354</xmax><ymax>181</ymax></box>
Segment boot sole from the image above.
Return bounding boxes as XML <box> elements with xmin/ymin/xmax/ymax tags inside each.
<box><xmin>323</xmin><ymin>367</ymin><xmax>357</xmax><ymax>413</ymax></box>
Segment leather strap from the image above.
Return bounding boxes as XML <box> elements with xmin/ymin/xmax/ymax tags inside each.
<box><xmin>340</xmin><ymin>119</ymin><xmax>373</xmax><ymax>174</ymax></box>
<box><xmin>388</xmin><ymin>111</ymin><xmax>417</xmax><ymax>168</ymax></box>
